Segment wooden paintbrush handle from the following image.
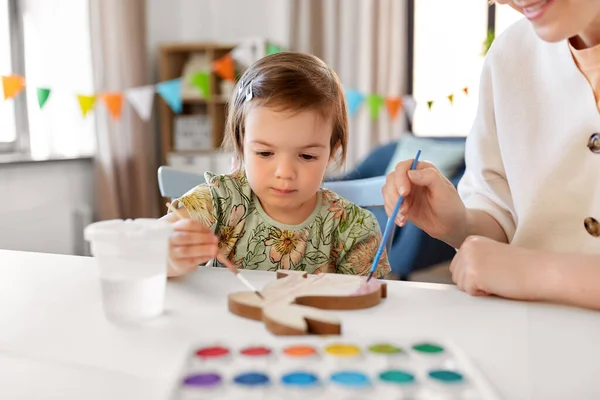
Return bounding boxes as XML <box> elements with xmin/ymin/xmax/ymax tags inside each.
<box><xmin>216</xmin><ymin>252</ymin><xmax>239</xmax><ymax>275</ymax></box>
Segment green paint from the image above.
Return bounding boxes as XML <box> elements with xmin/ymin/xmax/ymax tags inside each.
<box><xmin>428</xmin><ymin>369</ymin><xmax>464</xmax><ymax>383</ymax></box>
<box><xmin>412</xmin><ymin>342</ymin><xmax>444</xmax><ymax>354</ymax></box>
<box><xmin>368</xmin><ymin>343</ymin><xmax>403</xmax><ymax>355</ymax></box>
<box><xmin>379</xmin><ymin>370</ymin><xmax>415</xmax><ymax>384</ymax></box>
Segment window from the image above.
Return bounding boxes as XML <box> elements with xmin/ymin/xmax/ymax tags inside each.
<box><xmin>409</xmin><ymin>2</ymin><xmax>523</xmax><ymax>137</ymax></box>
<box><xmin>495</xmin><ymin>4</ymin><xmax>524</xmax><ymax>37</ymax></box>
<box><xmin>0</xmin><ymin>0</ymin><xmax>22</xmax><ymax>152</ymax></box>
<box><xmin>21</xmin><ymin>0</ymin><xmax>95</xmax><ymax>158</ymax></box>
<box><xmin>0</xmin><ymin>0</ymin><xmax>95</xmax><ymax>158</ymax></box>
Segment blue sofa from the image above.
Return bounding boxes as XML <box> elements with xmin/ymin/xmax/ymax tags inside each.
<box><xmin>334</xmin><ymin>137</ymin><xmax>466</xmax><ymax>279</ymax></box>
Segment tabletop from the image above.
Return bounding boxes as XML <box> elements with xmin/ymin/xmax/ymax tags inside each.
<box><xmin>0</xmin><ymin>249</ymin><xmax>599</xmax><ymax>399</ymax></box>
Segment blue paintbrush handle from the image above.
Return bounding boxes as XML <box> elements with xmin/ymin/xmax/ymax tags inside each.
<box><xmin>368</xmin><ymin>149</ymin><xmax>422</xmax><ymax>277</ymax></box>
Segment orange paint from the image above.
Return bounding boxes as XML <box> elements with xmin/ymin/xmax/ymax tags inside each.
<box><xmin>283</xmin><ymin>345</ymin><xmax>317</xmax><ymax>357</ymax></box>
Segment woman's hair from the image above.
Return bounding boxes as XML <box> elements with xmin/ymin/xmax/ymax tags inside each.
<box><xmin>223</xmin><ymin>52</ymin><xmax>348</xmax><ymax>167</ymax></box>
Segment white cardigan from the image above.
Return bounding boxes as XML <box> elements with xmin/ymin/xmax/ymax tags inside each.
<box><xmin>457</xmin><ymin>19</ymin><xmax>600</xmax><ymax>254</ymax></box>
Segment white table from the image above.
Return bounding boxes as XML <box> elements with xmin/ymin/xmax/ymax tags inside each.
<box><xmin>0</xmin><ymin>249</ymin><xmax>599</xmax><ymax>400</ymax></box>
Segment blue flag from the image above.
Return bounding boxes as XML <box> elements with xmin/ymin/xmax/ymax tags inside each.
<box><xmin>156</xmin><ymin>79</ymin><xmax>182</xmax><ymax>114</ymax></box>
<box><xmin>345</xmin><ymin>88</ymin><xmax>365</xmax><ymax>116</ymax></box>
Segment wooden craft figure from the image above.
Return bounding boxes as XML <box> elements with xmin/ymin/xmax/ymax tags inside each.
<box><xmin>228</xmin><ymin>270</ymin><xmax>387</xmax><ymax>335</ymax></box>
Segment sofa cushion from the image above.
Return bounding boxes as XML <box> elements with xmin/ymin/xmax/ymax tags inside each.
<box><xmin>385</xmin><ymin>135</ymin><xmax>466</xmax><ymax>178</ymax></box>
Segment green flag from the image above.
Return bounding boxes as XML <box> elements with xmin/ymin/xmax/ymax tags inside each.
<box><xmin>37</xmin><ymin>88</ymin><xmax>51</xmax><ymax>109</ymax></box>
<box><xmin>190</xmin><ymin>71</ymin><xmax>211</xmax><ymax>100</ymax></box>
<box><xmin>366</xmin><ymin>94</ymin><xmax>385</xmax><ymax>120</ymax></box>
<box><xmin>267</xmin><ymin>43</ymin><xmax>283</xmax><ymax>55</ymax></box>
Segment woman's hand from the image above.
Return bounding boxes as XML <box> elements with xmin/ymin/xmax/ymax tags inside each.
<box><xmin>382</xmin><ymin>159</ymin><xmax>468</xmax><ymax>246</ymax></box>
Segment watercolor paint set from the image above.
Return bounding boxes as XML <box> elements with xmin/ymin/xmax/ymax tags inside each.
<box><xmin>170</xmin><ymin>336</ymin><xmax>500</xmax><ymax>399</ymax></box>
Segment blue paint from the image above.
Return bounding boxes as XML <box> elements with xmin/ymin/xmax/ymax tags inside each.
<box><xmin>233</xmin><ymin>372</ymin><xmax>270</xmax><ymax>386</ymax></box>
<box><xmin>330</xmin><ymin>371</ymin><xmax>371</xmax><ymax>387</ymax></box>
<box><xmin>281</xmin><ymin>371</ymin><xmax>319</xmax><ymax>387</ymax></box>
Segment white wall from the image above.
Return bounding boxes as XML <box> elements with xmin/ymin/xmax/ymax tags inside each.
<box><xmin>0</xmin><ymin>160</ymin><xmax>94</xmax><ymax>255</ymax></box>
<box><xmin>146</xmin><ymin>0</ymin><xmax>291</xmax><ymax>65</ymax></box>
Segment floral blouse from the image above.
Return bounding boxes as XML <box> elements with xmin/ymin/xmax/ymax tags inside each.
<box><xmin>172</xmin><ymin>171</ymin><xmax>390</xmax><ymax>278</ymax></box>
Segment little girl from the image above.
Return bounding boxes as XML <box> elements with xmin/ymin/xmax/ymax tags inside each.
<box><xmin>165</xmin><ymin>52</ymin><xmax>390</xmax><ymax>278</ymax></box>
<box><xmin>384</xmin><ymin>0</ymin><xmax>600</xmax><ymax>310</ymax></box>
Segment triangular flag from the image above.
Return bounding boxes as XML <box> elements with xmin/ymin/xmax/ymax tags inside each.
<box><xmin>37</xmin><ymin>88</ymin><xmax>51</xmax><ymax>109</ymax></box>
<box><xmin>385</xmin><ymin>97</ymin><xmax>403</xmax><ymax>120</ymax></box>
<box><xmin>156</xmin><ymin>79</ymin><xmax>182</xmax><ymax>113</ymax></box>
<box><xmin>266</xmin><ymin>42</ymin><xmax>283</xmax><ymax>55</ymax></box>
<box><xmin>126</xmin><ymin>85</ymin><xmax>155</xmax><ymax>121</ymax></box>
<box><xmin>402</xmin><ymin>95</ymin><xmax>416</xmax><ymax>123</ymax></box>
<box><xmin>463</xmin><ymin>87</ymin><xmax>469</xmax><ymax>95</ymax></box>
<box><xmin>345</xmin><ymin>89</ymin><xmax>364</xmax><ymax>117</ymax></box>
<box><xmin>189</xmin><ymin>71</ymin><xmax>211</xmax><ymax>100</ymax></box>
<box><xmin>1</xmin><ymin>74</ymin><xmax>25</xmax><ymax>100</ymax></box>
<box><xmin>100</xmin><ymin>92</ymin><xmax>124</xmax><ymax>120</ymax></box>
<box><xmin>366</xmin><ymin>94</ymin><xmax>385</xmax><ymax>120</ymax></box>
<box><xmin>212</xmin><ymin>54</ymin><xmax>235</xmax><ymax>81</ymax></box>
<box><xmin>448</xmin><ymin>94</ymin><xmax>454</xmax><ymax>105</ymax></box>
<box><xmin>231</xmin><ymin>37</ymin><xmax>266</xmax><ymax>67</ymax></box>
<box><xmin>77</xmin><ymin>94</ymin><xmax>97</xmax><ymax>117</ymax></box>
<box><xmin>427</xmin><ymin>100</ymin><xmax>434</xmax><ymax>110</ymax></box>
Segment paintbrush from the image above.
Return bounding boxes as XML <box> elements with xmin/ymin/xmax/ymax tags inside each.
<box><xmin>366</xmin><ymin>149</ymin><xmax>422</xmax><ymax>282</ymax></box>
<box><xmin>166</xmin><ymin>202</ymin><xmax>264</xmax><ymax>300</ymax></box>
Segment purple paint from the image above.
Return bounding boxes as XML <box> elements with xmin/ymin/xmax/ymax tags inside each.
<box><xmin>182</xmin><ymin>373</ymin><xmax>222</xmax><ymax>387</ymax></box>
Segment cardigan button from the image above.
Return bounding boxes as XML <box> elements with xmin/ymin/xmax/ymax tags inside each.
<box><xmin>584</xmin><ymin>217</ymin><xmax>600</xmax><ymax>237</ymax></box>
<box><xmin>588</xmin><ymin>133</ymin><xmax>600</xmax><ymax>154</ymax></box>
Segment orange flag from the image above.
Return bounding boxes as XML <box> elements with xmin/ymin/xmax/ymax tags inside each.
<box><xmin>100</xmin><ymin>92</ymin><xmax>124</xmax><ymax>120</ymax></box>
<box><xmin>212</xmin><ymin>54</ymin><xmax>235</xmax><ymax>81</ymax></box>
<box><xmin>1</xmin><ymin>74</ymin><xmax>25</xmax><ymax>100</ymax></box>
<box><xmin>463</xmin><ymin>87</ymin><xmax>469</xmax><ymax>96</ymax></box>
<box><xmin>385</xmin><ymin>97</ymin><xmax>403</xmax><ymax>120</ymax></box>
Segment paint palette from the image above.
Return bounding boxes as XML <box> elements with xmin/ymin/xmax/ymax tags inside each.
<box><xmin>170</xmin><ymin>337</ymin><xmax>500</xmax><ymax>399</ymax></box>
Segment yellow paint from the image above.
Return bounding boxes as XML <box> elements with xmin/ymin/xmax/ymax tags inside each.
<box><xmin>325</xmin><ymin>344</ymin><xmax>361</xmax><ymax>357</ymax></box>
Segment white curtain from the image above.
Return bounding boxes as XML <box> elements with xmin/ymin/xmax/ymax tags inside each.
<box><xmin>89</xmin><ymin>0</ymin><xmax>160</xmax><ymax>219</ymax></box>
<box><xmin>290</xmin><ymin>0</ymin><xmax>408</xmax><ymax>172</ymax></box>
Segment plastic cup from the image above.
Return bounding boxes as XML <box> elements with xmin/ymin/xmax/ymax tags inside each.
<box><xmin>84</xmin><ymin>218</ymin><xmax>173</xmax><ymax>324</ymax></box>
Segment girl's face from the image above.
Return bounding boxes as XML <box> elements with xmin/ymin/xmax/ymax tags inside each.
<box><xmin>497</xmin><ymin>0</ymin><xmax>600</xmax><ymax>45</ymax></box>
<box><xmin>242</xmin><ymin>106</ymin><xmax>334</xmax><ymax>225</ymax></box>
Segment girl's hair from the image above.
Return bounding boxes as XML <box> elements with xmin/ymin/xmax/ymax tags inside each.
<box><xmin>223</xmin><ymin>52</ymin><xmax>348</xmax><ymax>167</ymax></box>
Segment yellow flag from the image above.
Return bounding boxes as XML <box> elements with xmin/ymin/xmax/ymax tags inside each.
<box><xmin>77</xmin><ymin>94</ymin><xmax>96</xmax><ymax>117</ymax></box>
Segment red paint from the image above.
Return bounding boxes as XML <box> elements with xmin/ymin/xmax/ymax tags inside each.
<box><xmin>195</xmin><ymin>346</ymin><xmax>230</xmax><ymax>358</ymax></box>
<box><xmin>241</xmin><ymin>346</ymin><xmax>272</xmax><ymax>357</ymax></box>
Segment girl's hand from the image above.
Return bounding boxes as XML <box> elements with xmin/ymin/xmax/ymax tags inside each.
<box><xmin>382</xmin><ymin>159</ymin><xmax>468</xmax><ymax>245</ymax></box>
<box><xmin>450</xmin><ymin>236</ymin><xmax>541</xmax><ymax>300</ymax></box>
<box><xmin>168</xmin><ymin>219</ymin><xmax>219</xmax><ymax>277</ymax></box>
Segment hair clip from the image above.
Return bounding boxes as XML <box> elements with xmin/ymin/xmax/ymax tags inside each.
<box><xmin>245</xmin><ymin>81</ymin><xmax>253</xmax><ymax>102</ymax></box>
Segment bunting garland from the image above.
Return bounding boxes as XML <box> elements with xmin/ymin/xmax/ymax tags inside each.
<box><xmin>0</xmin><ymin>40</ymin><xmax>471</xmax><ymax>122</ymax></box>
